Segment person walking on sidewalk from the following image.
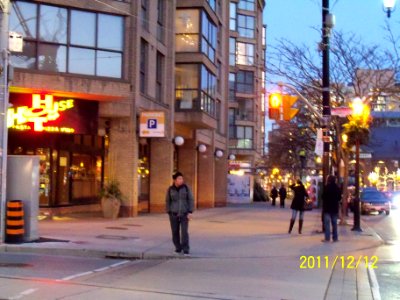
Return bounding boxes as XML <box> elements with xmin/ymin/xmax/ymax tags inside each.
<box><xmin>321</xmin><ymin>175</ymin><xmax>342</xmax><ymax>242</ymax></box>
<box><xmin>270</xmin><ymin>186</ymin><xmax>278</xmax><ymax>206</ymax></box>
<box><xmin>278</xmin><ymin>184</ymin><xmax>287</xmax><ymax>208</ymax></box>
<box><xmin>288</xmin><ymin>179</ymin><xmax>309</xmax><ymax>234</ymax></box>
<box><xmin>165</xmin><ymin>171</ymin><xmax>194</xmax><ymax>255</ymax></box>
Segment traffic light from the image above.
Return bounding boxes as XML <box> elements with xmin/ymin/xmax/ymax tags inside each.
<box><xmin>268</xmin><ymin>93</ymin><xmax>282</xmax><ymax>120</ymax></box>
<box><xmin>282</xmin><ymin>95</ymin><xmax>299</xmax><ymax>121</ymax></box>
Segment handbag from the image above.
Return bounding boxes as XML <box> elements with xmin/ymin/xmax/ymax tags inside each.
<box><xmin>303</xmin><ymin>197</ymin><xmax>313</xmax><ymax>211</ymax></box>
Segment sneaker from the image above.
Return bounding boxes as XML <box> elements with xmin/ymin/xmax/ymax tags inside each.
<box><xmin>183</xmin><ymin>251</ymin><xmax>190</xmax><ymax>256</ymax></box>
<box><xmin>321</xmin><ymin>239</ymin><xmax>330</xmax><ymax>243</ymax></box>
<box><xmin>174</xmin><ymin>249</ymin><xmax>182</xmax><ymax>255</ymax></box>
<box><xmin>333</xmin><ymin>239</ymin><xmax>339</xmax><ymax>242</ymax></box>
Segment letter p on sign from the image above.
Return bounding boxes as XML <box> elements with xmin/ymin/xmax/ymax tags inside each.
<box><xmin>147</xmin><ymin>119</ymin><xmax>157</xmax><ymax>129</ymax></box>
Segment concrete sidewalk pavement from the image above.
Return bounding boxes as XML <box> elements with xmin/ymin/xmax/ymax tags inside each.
<box><xmin>0</xmin><ymin>203</ymin><xmax>383</xmax><ymax>299</ymax></box>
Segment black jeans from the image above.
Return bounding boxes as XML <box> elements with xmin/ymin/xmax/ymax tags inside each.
<box><xmin>169</xmin><ymin>213</ymin><xmax>189</xmax><ymax>252</ymax></box>
<box><xmin>279</xmin><ymin>197</ymin><xmax>286</xmax><ymax>208</ymax></box>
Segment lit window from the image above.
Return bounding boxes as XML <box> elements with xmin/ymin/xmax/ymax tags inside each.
<box><xmin>236</xmin><ymin>42</ymin><xmax>254</xmax><ymax>65</ymax></box>
<box><xmin>175</xmin><ymin>10</ymin><xmax>200</xmax><ymax>52</ymax></box>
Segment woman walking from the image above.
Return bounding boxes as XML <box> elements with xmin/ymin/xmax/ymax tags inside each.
<box><xmin>288</xmin><ymin>179</ymin><xmax>309</xmax><ymax>234</ymax></box>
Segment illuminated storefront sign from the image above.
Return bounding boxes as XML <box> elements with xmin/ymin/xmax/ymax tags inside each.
<box><xmin>8</xmin><ymin>93</ymin><xmax>98</xmax><ymax>135</ymax></box>
<box><xmin>139</xmin><ymin>111</ymin><xmax>165</xmax><ymax>137</ymax></box>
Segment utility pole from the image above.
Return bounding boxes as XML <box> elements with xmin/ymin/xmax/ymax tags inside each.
<box><xmin>0</xmin><ymin>0</ymin><xmax>9</xmax><ymax>243</ymax></box>
<box><xmin>322</xmin><ymin>0</ymin><xmax>331</xmax><ymax>186</ymax></box>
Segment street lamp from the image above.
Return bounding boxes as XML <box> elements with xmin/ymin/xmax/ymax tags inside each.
<box><xmin>383</xmin><ymin>0</ymin><xmax>396</xmax><ymax>18</ymax></box>
<box><xmin>349</xmin><ymin>98</ymin><xmax>370</xmax><ymax>232</ymax></box>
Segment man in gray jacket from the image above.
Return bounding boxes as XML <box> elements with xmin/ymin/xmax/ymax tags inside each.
<box><xmin>166</xmin><ymin>171</ymin><xmax>195</xmax><ymax>255</ymax></box>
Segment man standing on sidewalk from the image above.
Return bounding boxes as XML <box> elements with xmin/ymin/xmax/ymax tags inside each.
<box><xmin>165</xmin><ymin>172</ymin><xmax>194</xmax><ymax>255</ymax></box>
<box><xmin>278</xmin><ymin>184</ymin><xmax>287</xmax><ymax>208</ymax></box>
<box><xmin>321</xmin><ymin>175</ymin><xmax>341</xmax><ymax>242</ymax></box>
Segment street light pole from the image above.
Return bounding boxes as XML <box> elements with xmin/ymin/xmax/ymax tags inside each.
<box><xmin>0</xmin><ymin>0</ymin><xmax>9</xmax><ymax>243</ymax></box>
<box><xmin>352</xmin><ymin>138</ymin><xmax>362</xmax><ymax>231</ymax></box>
<box><xmin>322</xmin><ymin>0</ymin><xmax>331</xmax><ymax>185</ymax></box>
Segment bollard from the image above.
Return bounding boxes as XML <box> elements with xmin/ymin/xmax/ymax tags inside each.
<box><xmin>6</xmin><ymin>200</ymin><xmax>24</xmax><ymax>243</ymax></box>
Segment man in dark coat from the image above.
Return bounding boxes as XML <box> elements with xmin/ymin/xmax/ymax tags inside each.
<box><xmin>322</xmin><ymin>175</ymin><xmax>342</xmax><ymax>242</ymax></box>
<box><xmin>278</xmin><ymin>184</ymin><xmax>287</xmax><ymax>208</ymax></box>
<box><xmin>165</xmin><ymin>171</ymin><xmax>195</xmax><ymax>255</ymax></box>
<box><xmin>288</xmin><ymin>179</ymin><xmax>309</xmax><ymax>234</ymax></box>
<box><xmin>270</xmin><ymin>186</ymin><xmax>278</xmax><ymax>206</ymax></box>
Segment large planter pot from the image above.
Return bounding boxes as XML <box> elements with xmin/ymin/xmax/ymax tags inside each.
<box><xmin>101</xmin><ymin>196</ymin><xmax>121</xmax><ymax>219</ymax></box>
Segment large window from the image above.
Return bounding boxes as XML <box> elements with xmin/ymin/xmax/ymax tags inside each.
<box><xmin>229</xmin><ymin>37</ymin><xmax>236</xmax><ymax>66</ymax></box>
<box><xmin>201</xmin><ymin>12</ymin><xmax>217</xmax><ymax>62</ymax></box>
<box><xmin>157</xmin><ymin>0</ymin><xmax>165</xmax><ymax>42</ymax></box>
<box><xmin>140</xmin><ymin>39</ymin><xmax>148</xmax><ymax>94</ymax></box>
<box><xmin>237</xmin><ymin>42</ymin><xmax>254</xmax><ymax>65</ymax></box>
<box><xmin>201</xmin><ymin>65</ymin><xmax>217</xmax><ymax>116</ymax></box>
<box><xmin>10</xmin><ymin>1</ymin><xmax>124</xmax><ymax>78</ymax></box>
<box><xmin>175</xmin><ymin>64</ymin><xmax>199</xmax><ymax>109</ymax></box>
<box><xmin>238</xmin><ymin>0</ymin><xmax>255</xmax><ymax>11</ymax></box>
<box><xmin>141</xmin><ymin>0</ymin><xmax>149</xmax><ymax>30</ymax></box>
<box><xmin>156</xmin><ymin>52</ymin><xmax>164</xmax><ymax>103</ymax></box>
<box><xmin>236</xmin><ymin>126</ymin><xmax>253</xmax><ymax>149</ymax></box>
<box><xmin>229</xmin><ymin>72</ymin><xmax>236</xmax><ymax>101</ymax></box>
<box><xmin>229</xmin><ymin>109</ymin><xmax>236</xmax><ymax>138</ymax></box>
<box><xmin>175</xmin><ymin>10</ymin><xmax>200</xmax><ymax>52</ymax></box>
<box><xmin>229</xmin><ymin>2</ymin><xmax>237</xmax><ymax>31</ymax></box>
<box><xmin>238</xmin><ymin>14</ymin><xmax>255</xmax><ymax>38</ymax></box>
<box><xmin>237</xmin><ymin>98</ymin><xmax>253</xmax><ymax>121</ymax></box>
<box><xmin>237</xmin><ymin>71</ymin><xmax>254</xmax><ymax>93</ymax></box>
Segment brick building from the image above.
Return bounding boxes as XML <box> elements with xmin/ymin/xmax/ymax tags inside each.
<box><xmin>7</xmin><ymin>0</ymin><xmax>265</xmax><ymax>216</ymax></box>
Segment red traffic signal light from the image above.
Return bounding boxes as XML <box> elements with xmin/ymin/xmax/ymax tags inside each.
<box><xmin>269</xmin><ymin>93</ymin><xmax>282</xmax><ymax>120</ymax></box>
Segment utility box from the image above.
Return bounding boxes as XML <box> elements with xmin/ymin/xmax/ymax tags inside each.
<box><xmin>7</xmin><ymin>155</ymin><xmax>40</xmax><ymax>242</ymax></box>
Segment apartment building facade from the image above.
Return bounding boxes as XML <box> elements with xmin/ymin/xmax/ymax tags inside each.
<box><xmin>7</xmin><ymin>0</ymin><xmax>265</xmax><ymax>216</ymax></box>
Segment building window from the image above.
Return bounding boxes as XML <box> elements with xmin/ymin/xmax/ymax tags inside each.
<box><xmin>238</xmin><ymin>14</ymin><xmax>255</xmax><ymax>38</ymax></box>
<box><xmin>237</xmin><ymin>98</ymin><xmax>253</xmax><ymax>121</ymax></box>
<box><xmin>237</xmin><ymin>70</ymin><xmax>254</xmax><ymax>93</ymax></box>
<box><xmin>201</xmin><ymin>65</ymin><xmax>217</xmax><ymax>117</ymax></box>
<box><xmin>156</xmin><ymin>52</ymin><xmax>164</xmax><ymax>103</ymax></box>
<box><xmin>236</xmin><ymin>126</ymin><xmax>253</xmax><ymax>149</ymax></box>
<box><xmin>207</xmin><ymin>0</ymin><xmax>216</xmax><ymax>11</ymax></box>
<box><xmin>141</xmin><ymin>0</ymin><xmax>149</xmax><ymax>30</ymax></box>
<box><xmin>175</xmin><ymin>64</ymin><xmax>199</xmax><ymax>110</ymax></box>
<box><xmin>238</xmin><ymin>0</ymin><xmax>255</xmax><ymax>11</ymax></box>
<box><xmin>140</xmin><ymin>39</ymin><xmax>148</xmax><ymax>94</ymax></box>
<box><xmin>229</xmin><ymin>2</ymin><xmax>237</xmax><ymax>31</ymax></box>
<box><xmin>236</xmin><ymin>42</ymin><xmax>254</xmax><ymax>65</ymax></box>
<box><xmin>217</xmin><ymin>61</ymin><xmax>221</xmax><ymax>94</ymax></box>
<box><xmin>10</xmin><ymin>1</ymin><xmax>123</xmax><ymax>78</ymax></box>
<box><xmin>229</xmin><ymin>72</ymin><xmax>236</xmax><ymax>101</ymax></box>
<box><xmin>175</xmin><ymin>10</ymin><xmax>200</xmax><ymax>52</ymax></box>
<box><xmin>157</xmin><ymin>0</ymin><xmax>165</xmax><ymax>43</ymax></box>
<box><xmin>201</xmin><ymin>11</ymin><xmax>217</xmax><ymax>62</ymax></box>
<box><xmin>229</xmin><ymin>37</ymin><xmax>236</xmax><ymax>66</ymax></box>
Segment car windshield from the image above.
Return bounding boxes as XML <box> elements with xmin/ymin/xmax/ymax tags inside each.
<box><xmin>361</xmin><ymin>191</ymin><xmax>387</xmax><ymax>202</ymax></box>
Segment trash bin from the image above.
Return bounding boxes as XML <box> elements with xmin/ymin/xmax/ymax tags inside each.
<box><xmin>5</xmin><ymin>200</ymin><xmax>24</xmax><ymax>243</ymax></box>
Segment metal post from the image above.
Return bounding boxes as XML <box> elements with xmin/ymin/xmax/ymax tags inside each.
<box><xmin>352</xmin><ymin>138</ymin><xmax>362</xmax><ymax>231</ymax></box>
<box><xmin>0</xmin><ymin>0</ymin><xmax>9</xmax><ymax>243</ymax></box>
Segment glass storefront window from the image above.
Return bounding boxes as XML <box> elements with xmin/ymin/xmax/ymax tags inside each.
<box><xmin>238</xmin><ymin>0</ymin><xmax>255</xmax><ymax>11</ymax></box>
<box><xmin>238</xmin><ymin>14</ymin><xmax>255</xmax><ymax>38</ymax></box>
<box><xmin>175</xmin><ymin>10</ymin><xmax>200</xmax><ymax>52</ymax></box>
<box><xmin>38</xmin><ymin>44</ymin><xmax>67</xmax><ymax>72</ymax></box>
<box><xmin>39</xmin><ymin>5</ymin><xmax>67</xmax><ymax>43</ymax></box>
<box><xmin>71</xmin><ymin>10</ymin><xmax>96</xmax><ymax>47</ymax></box>
<box><xmin>237</xmin><ymin>42</ymin><xmax>254</xmax><ymax>65</ymax></box>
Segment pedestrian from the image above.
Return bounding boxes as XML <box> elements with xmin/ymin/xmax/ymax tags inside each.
<box><xmin>270</xmin><ymin>186</ymin><xmax>278</xmax><ymax>206</ymax></box>
<box><xmin>165</xmin><ymin>171</ymin><xmax>194</xmax><ymax>256</ymax></box>
<box><xmin>321</xmin><ymin>175</ymin><xmax>342</xmax><ymax>242</ymax></box>
<box><xmin>288</xmin><ymin>179</ymin><xmax>309</xmax><ymax>234</ymax></box>
<box><xmin>278</xmin><ymin>184</ymin><xmax>287</xmax><ymax>208</ymax></box>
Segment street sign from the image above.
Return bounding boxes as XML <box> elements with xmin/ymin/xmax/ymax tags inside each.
<box><xmin>139</xmin><ymin>111</ymin><xmax>165</xmax><ymax>137</ymax></box>
<box><xmin>282</xmin><ymin>95</ymin><xmax>299</xmax><ymax>121</ymax></box>
<box><xmin>331</xmin><ymin>107</ymin><xmax>352</xmax><ymax>117</ymax></box>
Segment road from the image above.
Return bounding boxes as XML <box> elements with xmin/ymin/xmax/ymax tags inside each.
<box><xmin>362</xmin><ymin>207</ymin><xmax>400</xmax><ymax>300</ymax></box>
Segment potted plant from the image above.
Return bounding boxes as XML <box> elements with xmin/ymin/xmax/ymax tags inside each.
<box><xmin>100</xmin><ymin>180</ymin><xmax>123</xmax><ymax>219</ymax></box>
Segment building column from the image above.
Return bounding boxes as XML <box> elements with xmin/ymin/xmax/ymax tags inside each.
<box><xmin>149</xmin><ymin>138</ymin><xmax>174</xmax><ymax>213</ymax></box>
<box><xmin>214</xmin><ymin>155</ymin><xmax>228</xmax><ymax>207</ymax></box>
<box><xmin>177</xmin><ymin>139</ymin><xmax>198</xmax><ymax>207</ymax></box>
<box><xmin>108</xmin><ymin>117</ymin><xmax>138</xmax><ymax>217</ymax></box>
<box><xmin>197</xmin><ymin>147</ymin><xmax>215</xmax><ymax>208</ymax></box>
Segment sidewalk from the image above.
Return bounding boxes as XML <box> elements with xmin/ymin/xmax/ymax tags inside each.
<box><xmin>0</xmin><ymin>203</ymin><xmax>383</xmax><ymax>299</ymax></box>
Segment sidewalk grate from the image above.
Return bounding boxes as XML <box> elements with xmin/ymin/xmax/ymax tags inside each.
<box><xmin>124</xmin><ymin>224</ymin><xmax>143</xmax><ymax>227</ymax></box>
<box><xmin>96</xmin><ymin>235</ymin><xmax>138</xmax><ymax>240</ymax></box>
<box><xmin>105</xmin><ymin>227</ymin><xmax>128</xmax><ymax>230</ymax></box>
<box><xmin>0</xmin><ymin>263</ymin><xmax>32</xmax><ymax>268</ymax></box>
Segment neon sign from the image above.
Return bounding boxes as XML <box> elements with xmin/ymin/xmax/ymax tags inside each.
<box><xmin>8</xmin><ymin>94</ymin><xmax>75</xmax><ymax>132</ymax></box>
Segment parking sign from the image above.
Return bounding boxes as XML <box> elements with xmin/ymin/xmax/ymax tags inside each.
<box><xmin>139</xmin><ymin>111</ymin><xmax>165</xmax><ymax>137</ymax></box>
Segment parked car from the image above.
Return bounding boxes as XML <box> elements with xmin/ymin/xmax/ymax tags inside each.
<box><xmin>360</xmin><ymin>189</ymin><xmax>391</xmax><ymax>215</ymax></box>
